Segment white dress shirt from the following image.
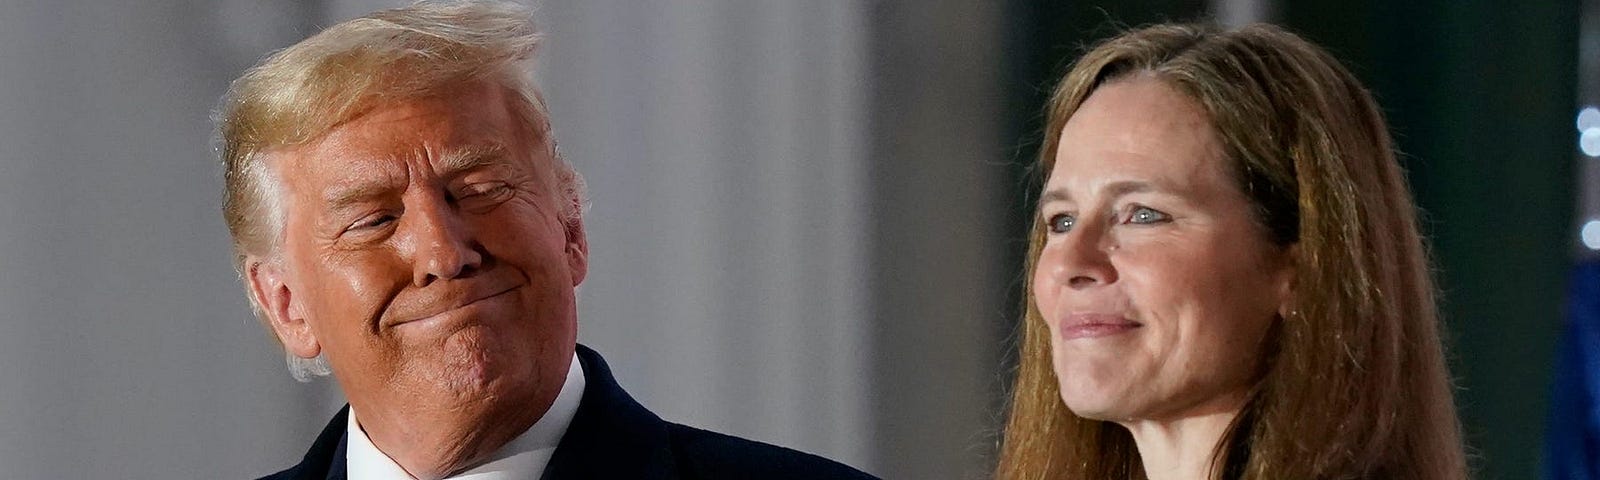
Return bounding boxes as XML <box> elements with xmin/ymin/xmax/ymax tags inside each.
<box><xmin>346</xmin><ymin>353</ymin><xmax>586</xmax><ymax>479</ymax></box>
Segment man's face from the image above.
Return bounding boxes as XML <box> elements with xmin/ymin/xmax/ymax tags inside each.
<box><xmin>249</xmin><ymin>82</ymin><xmax>585</xmax><ymax>411</ymax></box>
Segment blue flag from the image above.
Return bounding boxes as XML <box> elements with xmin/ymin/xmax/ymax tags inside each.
<box><xmin>1547</xmin><ymin>260</ymin><xmax>1600</xmax><ymax>480</ymax></box>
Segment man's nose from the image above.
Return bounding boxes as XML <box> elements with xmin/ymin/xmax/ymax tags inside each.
<box><xmin>408</xmin><ymin>196</ymin><xmax>484</xmax><ymax>286</ymax></box>
<box><xmin>1045</xmin><ymin>223</ymin><xmax>1118</xmax><ymax>289</ymax></box>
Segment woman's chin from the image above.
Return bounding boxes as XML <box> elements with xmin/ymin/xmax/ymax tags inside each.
<box><xmin>1059</xmin><ymin>392</ymin><xmax>1138</xmax><ymax>421</ymax></box>
<box><xmin>1055</xmin><ymin>370</ymin><xmax>1145</xmax><ymax>421</ymax></box>
<box><xmin>1053</xmin><ymin>361</ymin><xmax>1134</xmax><ymax>413</ymax></box>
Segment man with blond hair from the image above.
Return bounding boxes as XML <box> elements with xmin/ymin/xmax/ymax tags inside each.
<box><xmin>218</xmin><ymin>2</ymin><xmax>875</xmax><ymax>479</ymax></box>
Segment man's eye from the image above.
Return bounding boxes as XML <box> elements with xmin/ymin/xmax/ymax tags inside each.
<box><xmin>454</xmin><ymin>182</ymin><xmax>514</xmax><ymax>208</ymax></box>
<box><xmin>1127</xmin><ymin>206</ymin><xmax>1171</xmax><ymax>224</ymax></box>
<box><xmin>1046</xmin><ymin>213</ymin><xmax>1075</xmax><ymax>234</ymax></box>
<box><xmin>351</xmin><ymin>214</ymin><xmax>395</xmax><ymax>231</ymax></box>
<box><xmin>458</xmin><ymin>183</ymin><xmax>510</xmax><ymax>199</ymax></box>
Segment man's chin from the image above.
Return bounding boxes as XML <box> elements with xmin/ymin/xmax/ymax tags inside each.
<box><xmin>439</xmin><ymin>360</ymin><xmax>502</xmax><ymax>396</ymax></box>
<box><xmin>439</xmin><ymin>351</ymin><xmax>530</xmax><ymax>399</ymax></box>
<box><xmin>384</xmin><ymin>324</ymin><xmax>569</xmax><ymax>407</ymax></box>
<box><xmin>415</xmin><ymin>331</ymin><xmax>510</xmax><ymax>394</ymax></box>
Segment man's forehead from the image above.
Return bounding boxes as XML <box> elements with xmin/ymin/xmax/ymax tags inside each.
<box><xmin>256</xmin><ymin>83</ymin><xmax>555</xmax><ymax>216</ymax></box>
<box><xmin>324</xmin><ymin>100</ymin><xmax>509</xmax><ymax>153</ymax></box>
<box><xmin>279</xmin><ymin>94</ymin><xmax>520</xmax><ymax>174</ymax></box>
<box><xmin>274</xmin><ymin>140</ymin><xmax>517</xmax><ymax>194</ymax></box>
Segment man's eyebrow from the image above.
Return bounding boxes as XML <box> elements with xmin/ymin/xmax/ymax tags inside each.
<box><xmin>321</xmin><ymin>144</ymin><xmax>512</xmax><ymax>211</ymax></box>
<box><xmin>324</xmin><ymin>179</ymin><xmax>397</xmax><ymax>213</ymax></box>
<box><xmin>1039</xmin><ymin>180</ymin><xmax>1157</xmax><ymax>205</ymax></box>
<box><xmin>437</xmin><ymin>143</ymin><xmax>510</xmax><ymax>178</ymax></box>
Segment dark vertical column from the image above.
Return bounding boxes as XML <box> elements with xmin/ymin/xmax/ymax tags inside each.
<box><xmin>1281</xmin><ymin>3</ymin><xmax>1579</xmax><ymax>479</ymax></box>
<box><xmin>867</xmin><ymin>2</ymin><xmax>1011</xmax><ymax>478</ymax></box>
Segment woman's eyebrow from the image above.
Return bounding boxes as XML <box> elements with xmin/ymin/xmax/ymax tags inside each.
<box><xmin>1039</xmin><ymin>180</ymin><xmax>1158</xmax><ymax>205</ymax></box>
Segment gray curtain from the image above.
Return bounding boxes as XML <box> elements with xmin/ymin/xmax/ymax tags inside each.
<box><xmin>536</xmin><ymin>0</ymin><xmax>874</xmax><ymax>470</ymax></box>
<box><xmin>0</xmin><ymin>1</ymin><xmax>336</xmax><ymax>478</ymax></box>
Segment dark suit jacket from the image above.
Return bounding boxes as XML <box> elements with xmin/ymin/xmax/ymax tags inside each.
<box><xmin>257</xmin><ymin>345</ymin><xmax>878</xmax><ymax>479</ymax></box>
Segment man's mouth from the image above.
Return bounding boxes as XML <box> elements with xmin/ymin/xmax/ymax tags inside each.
<box><xmin>388</xmin><ymin>284</ymin><xmax>520</xmax><ymax>328</ymax></box>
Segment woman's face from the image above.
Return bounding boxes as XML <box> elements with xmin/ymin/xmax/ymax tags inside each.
<box><xmin>1034</xmin><ymin>76</ymin><xmax>1293</xmax><ymax>423</ymax></box>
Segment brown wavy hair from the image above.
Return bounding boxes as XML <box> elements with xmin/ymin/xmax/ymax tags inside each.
<box><xmin>995</xmin><ymin>23</ymin><xmax>1467</xmax><ymax>480</ymax></box>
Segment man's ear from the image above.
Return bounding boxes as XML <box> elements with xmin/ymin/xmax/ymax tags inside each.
<box><xmin>564</xmin><ymin>216</ymin><xmax>588</xmax><ymax>286</ymax></box>
<box><xmin>245</xmin><ymin>256</ymin><xmax>320</xmax><ymax>359</ymax></box>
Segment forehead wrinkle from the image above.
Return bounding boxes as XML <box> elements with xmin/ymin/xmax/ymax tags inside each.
<box><xmin>292</xmin><ymin>85</ymin><xmax>532</xmax><ymax>216</ymax></box>
<box><xmin>315</xmin><ymin>142</ymin><xmax>513</xmax><ymax>215</ymax></box>
<box><xmin>316</xmin><ymin>152</ymin><xmax>408</xmax><ymax>213</ymax></box>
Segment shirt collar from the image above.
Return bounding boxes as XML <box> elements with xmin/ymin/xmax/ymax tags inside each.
<box><xmin>345</xmin><ymin>352</ymin><xmax>587</xmax><ymax>479</ymax></box>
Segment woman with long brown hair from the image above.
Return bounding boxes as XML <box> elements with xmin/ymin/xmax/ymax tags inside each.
<box><xmin>996</xmin><ymin>23</ymin><xmax>1468</xmax><ymax>479</ymax></box>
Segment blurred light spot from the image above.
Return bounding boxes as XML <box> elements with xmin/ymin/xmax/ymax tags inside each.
<box><xmin>1582</xmin><ymin>128</ymin><xmax>1600</xmax><ymax>157</ymax></box>
<box><xmin>1579</xmin><ymin>107</ymin><xmax>1600</xmax><ymax>131</ymax></box>
<box><xmin>1584</xmin><ymin>220</ymin><xmax>1600</xmax><ymax>251</ymax></box>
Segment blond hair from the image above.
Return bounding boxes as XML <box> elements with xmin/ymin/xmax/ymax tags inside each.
<box><xmin>996</xmin><ymin>23</ymin><xmax>1467</xmax><ymax>479</ymax></box>
<box><xmin>216</xmin><ymin>0</ymin><xmax>585</xmax><ymax>380</ymax></box>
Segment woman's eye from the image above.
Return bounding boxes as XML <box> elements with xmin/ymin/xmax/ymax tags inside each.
<box><xmin>1127</xmin><ymin>206</ymin><xmax>1171</xmax><ymax>224</ymax></box>
<box><xmin>1046</xmin><ymin>213</ymin><xmax>1075</xmax><ymax>233</ymax></box>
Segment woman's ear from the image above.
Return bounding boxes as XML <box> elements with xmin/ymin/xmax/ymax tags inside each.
<box><xmin>1275</xmin><ymin>244</ymin><xmax>1299</xmax><ymax>318</ymax></box>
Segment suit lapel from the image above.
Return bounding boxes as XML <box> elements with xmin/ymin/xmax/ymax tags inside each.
<box><xmin>540</xmin><ymin>345</ymin><xmax>680</xmax><ymax>479</ymax></box>
<box><xmin>282</xmin><ymin>345</ymin><xmax>675</xmax><ymax>480</ymax></box>
<box><xmin>325</xmin><ymin>432</ymin><xmax>348</xmax><ymax>480</ymax></box>
<box><xmin>271</xmin><ymin>406</ymin><xmax>348</xmax><ymax>480</ymax></box>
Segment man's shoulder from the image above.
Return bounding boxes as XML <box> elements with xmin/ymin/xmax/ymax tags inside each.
<box><xmin>252</xmin><ymin>406</ymin><xmax>348</xmax><ymax>480</ymax></box>
<box><xmin>664</xmin><ymin>423</ymin><xmax>878</xmax><ymax>480</ymax></box>
<box><xmin>254</xmin><ymin>469</ymin><xmax>295</xmax><ymax>480</ymax></box>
